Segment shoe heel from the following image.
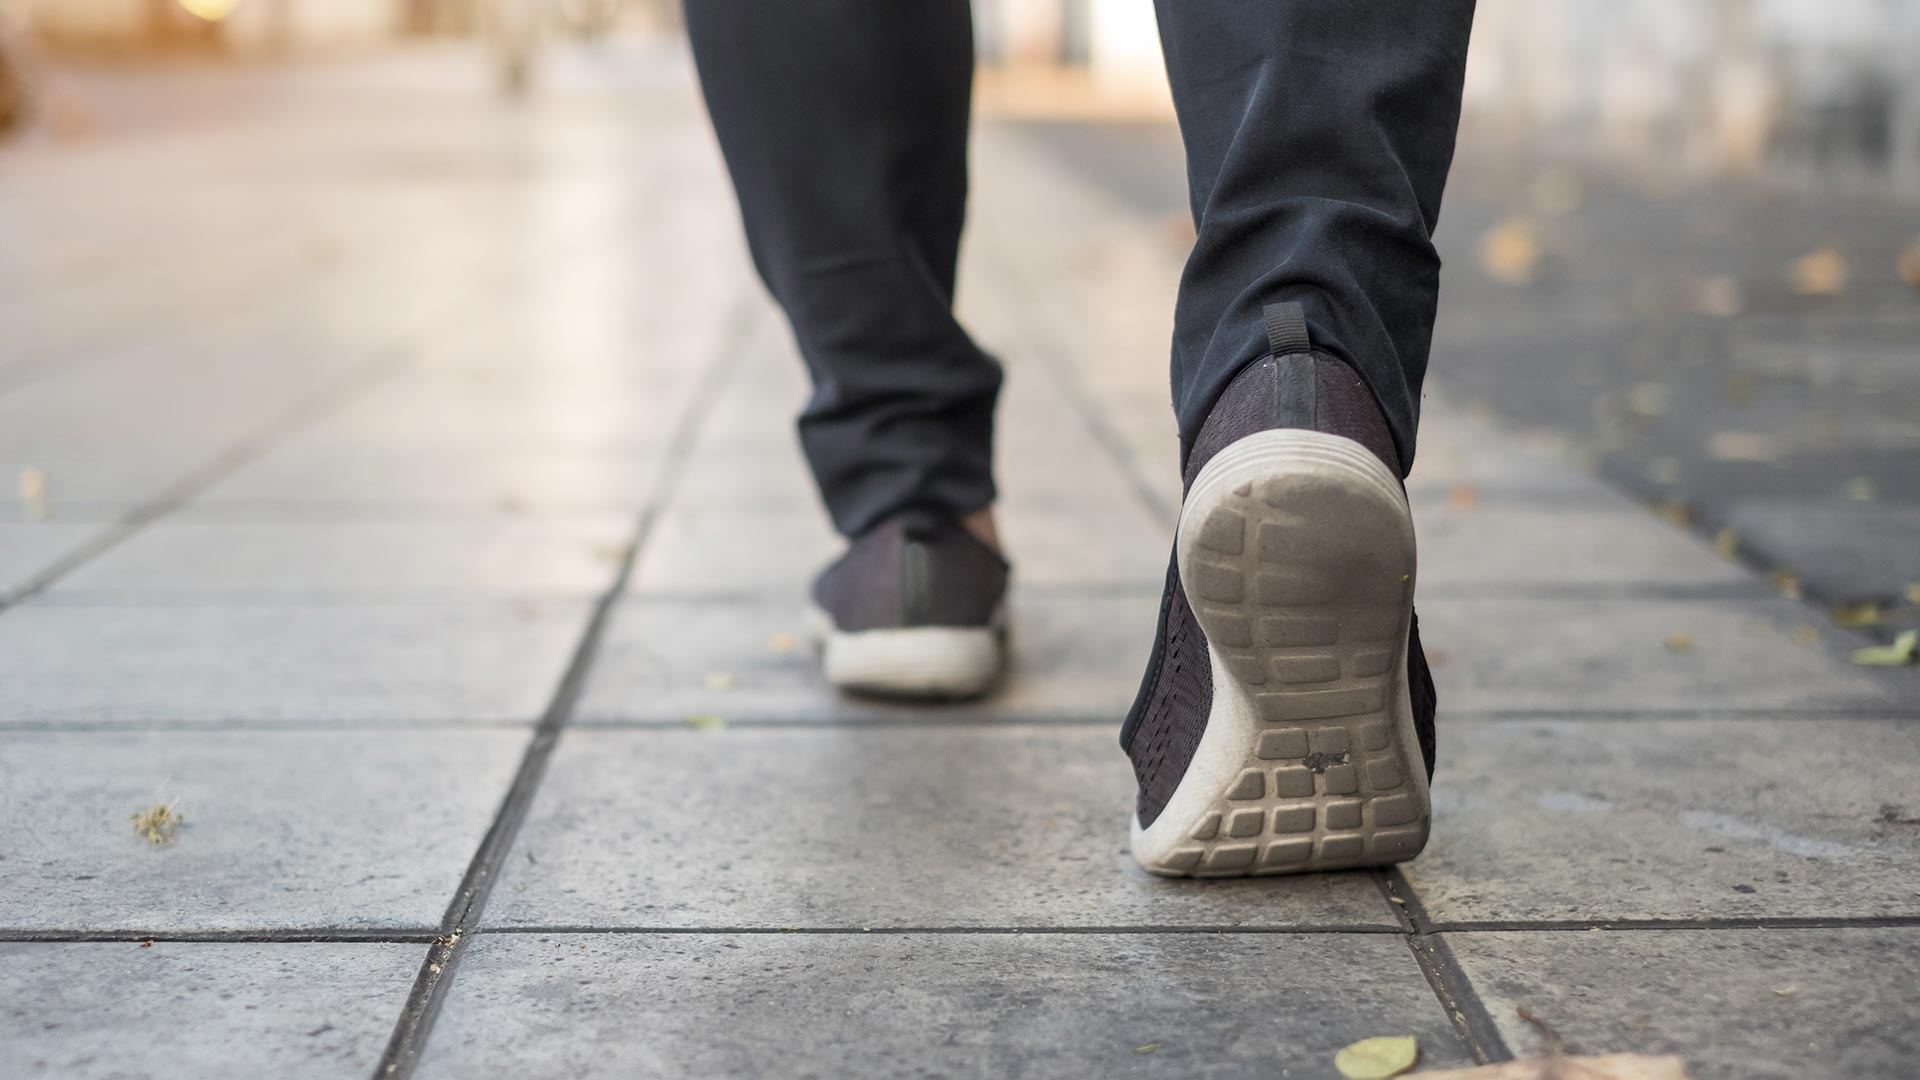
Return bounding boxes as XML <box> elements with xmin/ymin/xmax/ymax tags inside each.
<box><xmin>1131</xmin><ymin>429</ymin><xmax>1429</xmax><ymax>877</ymax></box>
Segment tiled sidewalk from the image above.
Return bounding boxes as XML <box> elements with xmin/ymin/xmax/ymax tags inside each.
<box><xmin>3</xmin><ymin>47</ymin><xmax>1918</xmax><ymax>1080</ymax></box>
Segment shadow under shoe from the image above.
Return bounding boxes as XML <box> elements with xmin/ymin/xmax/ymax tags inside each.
<box><xmin>810</xmin><ymin>513</ymin><xmax>1009</xmax><ymax>701</ymax></box>
<box><xmin>1122</xmin><ymin>303</ymin><xmax>1437</xmax><ymax>877</ymax></box>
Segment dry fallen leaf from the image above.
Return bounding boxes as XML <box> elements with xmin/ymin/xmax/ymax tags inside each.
<box><xmin>704</xmin><ymin>672</ymin><xmax>737</xmax><ymax>692</ymax></box>
<box><xmin>1447</xmin><ymin>484</ymin><xmax>1480</xmax><ymax>512</ymax></box>
<box><xmin>1832</xmin><ymin>602</ymin><xmax>1882</xmax><ymax>628</ymax></box>
<box><xmin>1664</xmin><ymin>632</ymin><xmax>1695</xmax><ymax>653</ymax></box>
<box><xmin>18</xmin><ymin>466</ymin><xmax>49</xmax><ymax>522</ymax></box>
<box><xmin>1706</xmin><ymin>431</ymin><xmax>1777</xmax><ymax>463</ymax></box>
<box><xmin>1842</xmin><ymin>477</ymin><xmax>1876</xmax><ymax>502</ymax></box>
<box><xmin>767</xmin><ymin>632</ymin><xmax>798</xmax><ymax>653</ymax></box>
<box><xmin>684</xmin><ymin>714</ymin><xmax>729</xmax><ymax>730</ymax></box>
<box><xmin>1792</xmin><ymin>625</ymin><xmax>1821</xmax><ymax>647</ymax></box>
<box><xmin>1790</xmin><ymin>246</ymin><xmax>1849</xmax><ymax>296</ymax></box>
<box><xmin>1851</xmin><ymin>630</ymin><xmax>1919</xmax><ymax>668</ymax></box>
<box><xmin>1712</xmin><ymin>529</ymin><xmax>1739</xmax><ymax>559</ymax></box>
<box><xmin>1132</xmin><ymin>1043</ymin><xmax>1161</xmax><ymax>1055</ymax></box>
<box><xmin>1414</xmin><ymin>1055</ymin><xmax>1690</xmax><ymax>1080</ymax></box>
<box><xmin>1479</xmin><ymin>218</ymin><xmax>1540</xmax><ymax>286</ymax></box>
<box><xmin>1897</xmin><ymin>236</ymin><xmax>1920</xmax><ymax>292</ymax></box>
<box><xmin>1334</xmin><ymin>1035</ymin><xmax>1418</xmax><ymax>1079</ymax></box>
<box><xmin>1906</xmin><ymin>583</ymin><xmax>1920</xmax><ymax>606</ymax></box>
<box><xmin>1627</xmin><ymin>383</ymin><xmax>1672</xmax><ymax>418</ymax></box>
<box><xmin>130</xmin><ymin>800</ymin><xmax>183</xmax><ymax>845</ymax></box>
<box><xmin>1770</xmin><ymin>570</ymin><xmax>1802</xmax><ymax>600</ymax></box>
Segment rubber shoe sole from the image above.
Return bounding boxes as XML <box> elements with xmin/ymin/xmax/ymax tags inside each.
<box><xmin>1130</xmin><ymin>429</ymin><xmax>1430</xmax><ymax>877</ymax></box>
<box><xmin>808</xmin><ymin>606</ymin><xmax>1006</xmax><ymax>701</ymax></box>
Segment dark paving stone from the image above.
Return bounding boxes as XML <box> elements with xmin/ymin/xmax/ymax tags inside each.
<box><xmin>484</xmin><ymin>727</ymin><xmax>1399</xmax><ymax>929</ymax></box>
<box><xmin>418</xmin><ymin>932</ymin><xmax>1472</xmax><ymax>1079</ymax></box>
<box><xmin>1446</xmin><ymin>928</ymin><xmax>1920</xmax><ymax>1080</ymax></box>
<box><xmin>0</xmin><ymin>730</ymin><xmax>523</xmax><ymax>930</ymax></box>
<box><xmin>1724</xmin><ymin>499</ymin><xmax>1920</xmax><ymax>605</ymax></box>
<box><xmin>0</xmin><ymin>941</ymin><xmax>420</xmax><ymax>1080</ymax></box>
<box><xmin>1405</xmin><ymin>718</ymin><xmax>1920</xmax><ymax>923</ymax></box>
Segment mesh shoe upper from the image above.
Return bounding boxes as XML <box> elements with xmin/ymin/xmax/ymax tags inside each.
<box><xmin>812</xmin><ymin>513</ymin><xmax>1008</xmax><ymax>632</ymax></box>
<box><xmin>1121</xmin><ymin>346</ymin><xmax>1435</xmax><ymax>829</ymax></box>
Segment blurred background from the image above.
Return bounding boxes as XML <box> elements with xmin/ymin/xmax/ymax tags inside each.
<box><xmin>2</xmin><ymin>0</ymin><xmax>1918</xmax><ymax>635</ymax></box>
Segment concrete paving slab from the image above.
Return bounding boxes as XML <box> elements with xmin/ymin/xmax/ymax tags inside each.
<box><xmin>631</xmin><ymin>503</ymin><xmax>1165</xmax><ymax>592</ymax></box>
<box><xmin>0</xmin><ymin>523</ymin><xmax>115</xmax><ymax>597</ymax></box>
<box><xmin>418</xmin><ymin>931</ymin><xmax>1471</xmax><ymax>1079</ymax></box>
<box><xmin>1416</xmin><ymin>504</ymin><xmax>1752</xmax><ymax>588</ymax></box>
<box><xmin>192</xmin><ymin>445</ymin><xmax>665</xmax><ymax>517</ymax></box>
<box><xmin>576</xmin><ymin>591</ymin><xmax>1159</xmax><ymax>723</ymax></box>
<box><xmin>1445</xmin><ymin>928</ymin><xmax>1920</xmax><ymax>1080</ymax></box>
<box><xmin>0</xmin><ymin>600</ymin><xmax>588</xmax><ymax>725</ymax></box>
<box><xmin>49</xmin><ymin>518</ymin><xmax>632</xmax><ymax>599</ymax></box>
<box><xmin>485</xmin><ymin>726</ymin><xmax>1399</xmax><ymax>929</ymax></box>
<box><xmin>0</xmin><ymin>730</ymin><xmax>523</xmax><ymax>930</ymax></box>
<box><xmin>0</xmin><ymin>941</ymin><xmax>420</xmax><ymax>1080</ymax></box>
<box><xmin>1418</xmin><ymin>596</ymin><xmax>1920</xmax><ymax>712</ymax></box>
<box><xmin>1404</xmin><ymin>718</ymin><xmax>1920</xmax><ymax>923</ymax></box>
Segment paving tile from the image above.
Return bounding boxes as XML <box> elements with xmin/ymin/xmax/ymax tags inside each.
<box><xmin>49</xmin><ymin>518</ymin><xmax>631</xmax><ymax>598</ymax></box>
<box><xmin>419</xmin><ymin>931</ymin><xmax>1470</xmax><ymax>1079</ymax></box>
<box><xmin>0</xmin><ymin>730</ymin><xmax>524</xmax><ymax>930</ymax></box>
<box><xmin>0</xmin><ymin>523</ymin><xmax>115</xmax><ymax>596</ymax></box>
<box><xmin>0</xmin><ymin>601</ymin><xmax>587</xmax><ymax>724</ymax></box>
<box><xmin>484</xmin><ymin>726</ymin><xmax>1397</xmax><ymax>929</ymax></box>
<box><xmin>1403</xmin><ymin>718</ymin><xmax>1920</xmax><ymax>923</ymax></box>
<box><xmin>1415</xmin><ymin>502</ymin><xmax>1752</xmax><ymax>587</ymax></box>
<box><xmin>1445</xmin><ymin>928</ymin><xmax>1920</xmax><ymax>1079</ymax></box>
<box><xmin>631</xmin><ymin>502</ymin><xmax>1164</xmax><ymax>592</ymax></box>
<box><xmin>1418</xmin><ymin>596</ymin><xmax>1920</xmax><ymax>712</ymax></box>
<box><xmin>576</xmin><ymin>590</ymin><xmax>1159</xmax><ymax>723</ymax></box>
<box><xmin>192</xmin><ymin>445</ymin><xmax>665</xmax><ymax>516</ymax></box>
<box><xmin>0</xmin><ymin>941</ymin><xmax>420</xmax><ymax>1079</ymax></box>
<box><xmin>291</xmin><ymin>374</ymin><xmax>687</xmax><ymax>455</ymax></box>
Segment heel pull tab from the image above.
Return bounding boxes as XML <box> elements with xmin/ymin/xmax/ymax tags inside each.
<box><xmin>1263</xmin><ymin>302</ymin><xmax>1312</xmax><ymax>357</ymax></box>
<box><xmin>1263</xmin><ymin>302</ymin><xmax>1316</xmax><ymax>428</ymax></box>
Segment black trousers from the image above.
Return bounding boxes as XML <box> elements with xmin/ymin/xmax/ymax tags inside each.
<box><xmin>685</xmin><ymin>1</ymin><xmax>1474</xmax><ymax>538</ymax></box>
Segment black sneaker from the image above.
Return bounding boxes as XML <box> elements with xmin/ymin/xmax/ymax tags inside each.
<box><xmin>809</xmin><ymin>513</ymin><xmax>1010</xmax><ymax>700</ymax></box>
<box><xmin>1122</xmin><ymin>302</ymin><xmax>1437</xmax><ymax>876</ymax></box>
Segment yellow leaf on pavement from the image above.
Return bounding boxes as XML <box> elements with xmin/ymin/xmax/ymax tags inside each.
<box><xmin>1852</xmin><ymin>630</ymin><xmax>1919</xmax><ymax>668</ymax></box>
<box><xmin>1790</xmin><ymin>246</ymin><xmax>1848</xmax><ymax>295</ymax></box>
<box><xmin>1334</xmin><ymin>1035</ymin><xmax>1418</xmax><ymax>1079</ymax></box>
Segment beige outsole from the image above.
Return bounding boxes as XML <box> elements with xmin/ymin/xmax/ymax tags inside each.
<box><xmin>1131</xmin><ymin>429</ymin><xmax>1429</xmax><ymax>877</ymax></box>
<box><xmin>809</xmin><ymin>605</ymin><xmax>1007</xmax><ymax>701</ymax></box>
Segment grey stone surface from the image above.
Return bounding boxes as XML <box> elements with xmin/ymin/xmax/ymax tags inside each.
<box><xmin>1415</xmin><ymin>502</ymin><xmax>1752</xmax><ymax>587</ymax></box>
<box><xmin>1404</xmin><ymin>718</ymin><xmax>1920</xmax><ymax>923</ymax></box>
<box><xmin>0</xmin><ymin>600</ymin><xmax>588</xmax><ymax>725</ymax></box>
<box><xmin>49</xmin><ymin>517</ymin><xmax>631</xmax><ymax>598</ymax></box>
<box><xmin>0</xmin><ymin>730</ymin><xmax>524</xmax><ymax>930</ymax></box>
<box><xmin>193</xmin><ymin>444</ymin><xmax>665</xmax><ymax>516</ymax></box>
<box><xmin>631</xmin><ymin>503</ymin><xmax>1166</xmax><ymax>592</ymax></box>
<box><xmin>0</xmin><ymin>941</ymin><xmax>420</xmax><ymax>1080</ymax></box>
<box><xmin>1725</xmin><ymin>499</ymin><xmax>1920</xmax><ymax>605</ymax></box>
<box><xmin>575</xmin><ymin>590</ymin><xmax>1159</xmax><ymax>723</ymax></box>
<box><xmin>1446</xmin><ymin>928</ymin><xmax>1920</xmax><ymax>1079</ymax></box>
<box><xmin>419</xmin><ymin>932</ymin><xmax>1471</xmax><ymax>1079</ymax></box>
<box><xmin>0</xmin><ymin>523</ymin><xmax>115</xmax><ymax>596</ymax></box>
<box><xmin>484</xmin><ymin>726</ymin><xmax>1399</xmax><ymax>929</ymax></box>
<box><xmin>1419</xmin><ymin>596</ymin><xmax>1920</xmax><ymax>712</ymax></box>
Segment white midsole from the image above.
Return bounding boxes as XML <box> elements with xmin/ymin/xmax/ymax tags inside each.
<box><xmin>807</xmin><ymin>605</ymin><xmax>1006</xmax><ymax>700</ymax></box>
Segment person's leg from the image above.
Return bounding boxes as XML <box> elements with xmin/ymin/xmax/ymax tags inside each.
<box><xmin>1124</xmin><ymin>2</ymin><xmax>1473</xmax><ymax>877</ymax></box>
<box><xmin>684</xmin><ymin>1</ymin><xmax>1008</xmax><ymax>700</ymax></box>
<box><xmin>1154</xmin><ymin>0</ymin><xmax>1475</xmax><ymax>474</ymax></box>
<box><xmin>683</xmin><ymin>0</ymin><xmax>1000</xmax><ymax>540</ymax></box>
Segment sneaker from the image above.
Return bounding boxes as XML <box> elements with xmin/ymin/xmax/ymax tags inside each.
<box><xmin>809</xmin><ymin>513</ymin><xmax>1009</xmax><ymax>700</ymax></box>
<box><xmin>1122</xmin><ymin>302</ymin><xmax>1437</xmax><ymax>877</ymax></box>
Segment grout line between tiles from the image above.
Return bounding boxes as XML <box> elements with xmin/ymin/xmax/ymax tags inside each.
<box><xmin>368</xmin><ymin>292</ymin><xmax>756</xmax><ymax>1080</ymax></box>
